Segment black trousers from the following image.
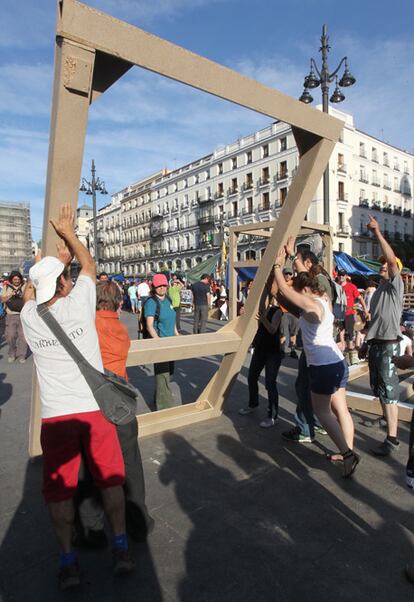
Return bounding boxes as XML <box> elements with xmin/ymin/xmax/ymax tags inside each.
<box><xmin>248</xmin><ymin>348</ymin><xmax>282</xmax><ymax>418</ymax></box>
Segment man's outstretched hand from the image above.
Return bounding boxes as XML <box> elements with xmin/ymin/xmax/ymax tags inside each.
<box><xmin>367</xmin><ymin>214</ymin><xmax>380</xmax><ymax>235</ymax></box>
<box><xmin>50</xmin><ymin>204</ymin><xmax>75</xmax><ymax>240</ymax></box>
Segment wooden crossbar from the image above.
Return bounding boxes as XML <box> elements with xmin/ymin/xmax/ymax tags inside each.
<box><xmin>127</xmin><ymin>332</ymin><xmax>241</xmax><ymax>366</ymax></box>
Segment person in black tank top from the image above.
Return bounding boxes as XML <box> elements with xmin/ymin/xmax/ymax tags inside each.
<box><xmin>239</xmin><ymin>276</ymin><xmax>283</xmax><ymax>428</ymax></box>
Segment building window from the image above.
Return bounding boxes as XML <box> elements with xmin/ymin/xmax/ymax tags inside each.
<box><xmin>261</xmin><ymin>167</ymin><xmax>269</xmax><ymax>185</ymax></box>
<box><xmin>232</xmin><ymin>157</ymin><xmax>237</xmax><ymax>170</ymax></box>
<box><xmin>338</xmin><ymin>243</ymin><xmax>344</xmax><ymax>252</ymax></box>
<box><xmin>359</xmin><ymin>142</ymin><xmax>366</xmax><ymax>158</ymax></box>
<box><xmin>246</xmin><ymin>173</ymin><xmax>253</xmax><ymax>189</ymax></box>
<box><xmin>247</xmin><ymin>197</ymin><xmax>253</xmax><ymax>214</ymax></box>
<box><xmin>231</xmin><ymin>178</ymin><xmax>238</xmax><ymax>194</ymax></box>
<box><xmin>262</xmin><ymin>192</ymin><xmax>270</xmax><ymax>210</ymax></box>
<box><xmin>279</xmin><ymin>161</ymin><xmax>287</xmax><ymax>179</ymax></box>
<box><xmin>372</xmin><ymin>147</ymin><xmax>378</xmax><ymax>162</ymax></box>
<box><xmin>246</xmin><ymin>151</ymin><xmax>252</xmax><ymax>164</ymax></box>
<box><xmin>262</xmin><ymin>144</ymin><xmax>269</xmax><ymax>158</ymax></box>
<box><xmin>338</xmin><ymin>181</ymin><xmax>345</xmax><ymax>201</ymax></box>
<box><xmin>280</xmin><ymin>187</ymin><xmax>288</xmax><ymax>206</ymax></box>
<box><xmin>280</xmin><ymin>137</ymin><xmax>287</xmax><ymax>152</ymax></box>
<box><xmin>218</xmin><ymin>163</ymin><xmax>223</xmax><ymax>175</ymax></box>
<box><xmin>232</xmin><ymin>201</ymin><xmax>238</xmax><ymax>217</ymax></box>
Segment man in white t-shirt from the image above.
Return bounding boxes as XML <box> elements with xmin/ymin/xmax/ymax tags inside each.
<box><xmin>21</xmin><ymin>204</ymin><xmax>134</xmax><ymax>590</ymax></box>
<box><xmin>137</xmin><ymin>279</ymin><xmax>150</xmax><ymax>305</ymax></box>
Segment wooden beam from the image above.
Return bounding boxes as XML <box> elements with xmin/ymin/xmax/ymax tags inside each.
<box><xmin>195</xmin><ymin>134</ymin><xmax>336</xmax><ymax>412</ymax></box>
<box><xmin>126</xmin><ymin>332</ymin><xmax>241</xmax><ymax>366</ymax></box>
<box><xmin>57</xmin><ymin>0</ymin><xmax>343</xmax><ymax>141</ymax></box>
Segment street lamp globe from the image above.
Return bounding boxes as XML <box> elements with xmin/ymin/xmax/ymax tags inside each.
<box><xmin>339</xmin><ymin>61</ymin><xmax>356</xmax><ymax>87</ymax></box>
<box><xmin>330</xmin><ymin>78</ymin><xmax>345</xmax><ymax>103</ymax></box>
<box><xmin>299</xmin><ymin>88</ymin><xmax>313</xmax><ymax>104</ymax></box>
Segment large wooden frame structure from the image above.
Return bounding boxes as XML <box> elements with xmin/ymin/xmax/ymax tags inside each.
<box><xmin>29</xmin><ymin>0</ymin><xmax>345</xmax><ymax>456</ymax></box>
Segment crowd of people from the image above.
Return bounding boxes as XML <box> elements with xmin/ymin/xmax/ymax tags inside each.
<box><xmin>1</xmin><ymin>205</ymin><xmax>414</xmax><ymax>588</ymax></box>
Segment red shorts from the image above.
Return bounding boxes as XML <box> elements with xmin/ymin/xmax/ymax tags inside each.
<box><xmin>40</xmin><ymin>410</ymin><xmax>125</xmax><ymax>503</ymax></box>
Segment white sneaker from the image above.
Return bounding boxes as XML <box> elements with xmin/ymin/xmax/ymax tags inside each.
<box><xmin>7</xmin><ymin>356</ymin><xmax>14</xmax><ymax>363</ymax></box>
<box><xmin>260</xmin><ymin>418</ymin><xmax>275</xmax><ymax>428</ymax></box>
<box><xmin>239</xmin><ymin>407</ymin><xmax>256</xmax><ymax>416</ymax></box>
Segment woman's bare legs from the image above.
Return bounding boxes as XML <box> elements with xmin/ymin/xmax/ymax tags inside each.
<box><xmin>311</xmin><ymin>391</ymin><xmax>349</xmax><ymax>455</ymax></box>
<box><xmin>332</xmin><ymin>388</ymin><xmax>354</xmax><ymax>448</ymax></box>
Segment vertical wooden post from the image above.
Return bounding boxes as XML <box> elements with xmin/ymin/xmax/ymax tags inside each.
<box><xmin>29</xmin><ymin>38</ymin><xmax>95</xmax><ymax>457</ymax></box>
<box><xmin>228</xmin><ymin>228</ymin><xmax>239</xmax><ymax>321</ymax></box>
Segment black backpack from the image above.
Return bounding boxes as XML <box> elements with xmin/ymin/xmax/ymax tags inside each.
<box><xmin>138</xmin><ymin>296</ymin><xmax>161</xmax><ymax>339</ymax></box>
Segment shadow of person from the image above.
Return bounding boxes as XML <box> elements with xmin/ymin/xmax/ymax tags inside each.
<box><xmin>0</xmin><ymin>418</ymin><xmax>163</xmax><ymax>602</ymax></box>
<box><xmin>0</xmin><ymin>373</ymin><xmax>12</xmax><ymax>406</ymax></box>
<box><xmin>158</xmin><ymin>431</ymin><xmax>388</xmax><ymax>602</ymax></box>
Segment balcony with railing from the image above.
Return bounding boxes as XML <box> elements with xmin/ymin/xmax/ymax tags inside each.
<box><xmin>382</xmin><ymin>204</ymin><xmax>393</xmax><ymax>213</ymax></box>
<box><xmin>241</xmin><ymin>181</ymin><xmax>254</xmax><ymax>192</ymax></box>
<box><xmin>276</xmin><ymin>171</ymin><xmax>289</xmax><ymax>181</ymax></box>
<box><xmin>372</xmin><ymin>178</ymin><xmax>381</xmax><ymax>187</ymax></box>
<box><xmin>359</xmin><ymin>173</ymin><xmax>369</xmax><ymax>183</ymax></box>
<box><xmin>404</xmin><ymin>233</ymin><xmax>412</xmax><ymax>242</ymax></box>
<box><xmin>198</xmin><ymin>214</ymin><xmax>215</xmax><ymax>226</ymax></box>
<box><xmin>371</xmin><ymin>201</ymin><xmax>382</xmax><ymax>211</ymax></box>
<box><xmin>337</xmin><ymin>163</ymin><xmax>347</xmax><ymax>174</ymax></box>
<box><xmin>227</xmin><ymin>186</ymin><xmax>238</xmax><ymax>196</ymax></box>
<box><xmin>336</xmin><ymin>225</ymin><xmax>349</xmax><ymax>237</ymax></box>
<box><xmin>355</xmin><ymin>229</ymin><xmax>371</xmax><ymax>239</ymax></box>
<box><xmin>258</xmin><ymin>202</ymin><xmax>271</xmax><ymax>213</ymax></box>
<box><xmin>360</xmin><ymin>150</ymin><xmax>367</xmax><ymax>159</ymax></box>
<box><xmin>242</xmin><ymin>207</ymin><xmax>254</xmax><ymax>216</ymax></box>
<box><xmin>383</xmin><ymin>182</ymin><xmax>391</xmax><ymax>190</ymax></box>
<box><xmin>337</xmin><ymin>193</ymin><xmax>348</xmax><ymax>203</ymax></box>
<box><xmin>359</xmin><ymin>198</ymin><xmax>369</xmax><ymax>208</ymax></box>
<box><xmin>393</xmin><ymin>207</ymin><xmax>402</xmax><ymax>216</ymax></box>
<box><xmin>403</xmin><ymin>209</ymin><xmax>412</xmax><ymax>218</ymax></box>
<box><xmin>258</xmin><ymin>177</ymin><xmax>270</xmax><ymax>187</ymax></box>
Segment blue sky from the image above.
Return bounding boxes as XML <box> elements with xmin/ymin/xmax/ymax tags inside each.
<box><xmin>1</xmin><ymin>0</ymin><xmax>414</xmax><ymax>240</ymax></box>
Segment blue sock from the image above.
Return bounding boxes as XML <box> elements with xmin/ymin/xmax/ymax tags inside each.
<box><xmin>113</xmin><ymin>533</ymin><xmax>128</xmax><ymax>551</ymax></box>
<box><xmin>59</xmin><ymin>550</ymin><xmax>77</xmax><ymax>568</ymax></box>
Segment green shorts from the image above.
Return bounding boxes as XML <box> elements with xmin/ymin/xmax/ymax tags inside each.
<box><xmin>368</xmin><ymin>342</ymin><xmax>400</xmax><ymax>405</ymax></box>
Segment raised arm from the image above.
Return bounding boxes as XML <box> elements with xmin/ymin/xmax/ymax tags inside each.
<box><xmin>367</xmin><ymin>214</ymin><xmax>399</xmax><ymax>278</ymax></box>
<box><xmin>50</xmin><ymin>204</ymin><xmax>95</xmax><ymax>280</ymax></box>
<box><xmin>273</xmin><ymin>248</ymin><xmax>323</xmax><ymax>322</ymax></box>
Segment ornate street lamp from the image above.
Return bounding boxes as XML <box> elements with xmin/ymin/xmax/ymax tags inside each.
<box><xmin>79</xmin><ymin>159</ymin><xmax>108</xmax><ymax>267</ymax></box>
<box><xmin>299</xmin><ymin>25</ymin><xmax>356</xmax><ymax>224</ymax></box>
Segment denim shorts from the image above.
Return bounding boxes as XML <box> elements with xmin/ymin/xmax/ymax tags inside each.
<box><xmin>308</xmin><ymin>359</ymin><xmax>348</xmax><ymax>395</ymax></box>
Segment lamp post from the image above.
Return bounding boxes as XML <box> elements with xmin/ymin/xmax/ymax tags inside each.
<box><xmin>79</xmin><ymin>159</ymin><xmax>108</xmax><ymax>267</ymax></box>
<box><xmin>299</xmin><ymin>24</ymin><xmax>356</xmax><ymax>224</ymax></box>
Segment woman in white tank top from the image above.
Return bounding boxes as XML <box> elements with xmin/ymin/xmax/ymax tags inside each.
<box><xmin>273</xmin><ymin>248</ymin><xmax>359</xmax><ymax>478</ymax></box>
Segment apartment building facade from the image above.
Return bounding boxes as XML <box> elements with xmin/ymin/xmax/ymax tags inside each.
<box><xmin>0</xmin><ymin>201</ymin><xmax>32</xmax><ymax>275</ymax></box>
<box><xmin>92</xmin><ymin>108</ymin><xmax>413</xmax><ymax>276</ymax></box>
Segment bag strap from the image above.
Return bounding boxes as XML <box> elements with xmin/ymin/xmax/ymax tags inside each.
<box><xmin>36</xmin><ymin>303</ymin><xmax>93</xmax><ymax>372</ymax></box>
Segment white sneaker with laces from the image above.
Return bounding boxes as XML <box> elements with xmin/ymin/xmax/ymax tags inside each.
<box><xmin>260</xmin><ymin>418</ymin><xmax>275</xmax><ymax>428</ymax></box>
<box><xmin>239</xmin><ymin>407</ymin><xmax>256</xmax><ymax>416</ymax></box>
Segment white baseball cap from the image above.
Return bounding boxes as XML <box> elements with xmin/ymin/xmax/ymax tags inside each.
<box><xmin>29</xmin><ymin>257</ymin><xmax>65</xmax><ymax>305</ymax></box>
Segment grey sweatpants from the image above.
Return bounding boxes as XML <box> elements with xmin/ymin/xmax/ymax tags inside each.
<box><xmin>193</xmin><ymin>305</ymin><xmax>208</xmax><ymax>334</ymax></box>
<box><xmin>5</xmin><ymin>314</ymin><xmax>27</xmax><ymax>359</ymax></box>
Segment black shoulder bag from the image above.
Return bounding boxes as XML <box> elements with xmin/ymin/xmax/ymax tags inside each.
<box><xmin>36</xmin><ymin>303</ymin><xmax>138</xmax><ymax>425</ymax></box>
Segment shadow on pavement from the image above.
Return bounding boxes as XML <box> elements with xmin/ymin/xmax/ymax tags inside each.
<box><xmin>0</xmin><ymin>457</ymin><xmax>163</xmax><ymax>602</ymax></box>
